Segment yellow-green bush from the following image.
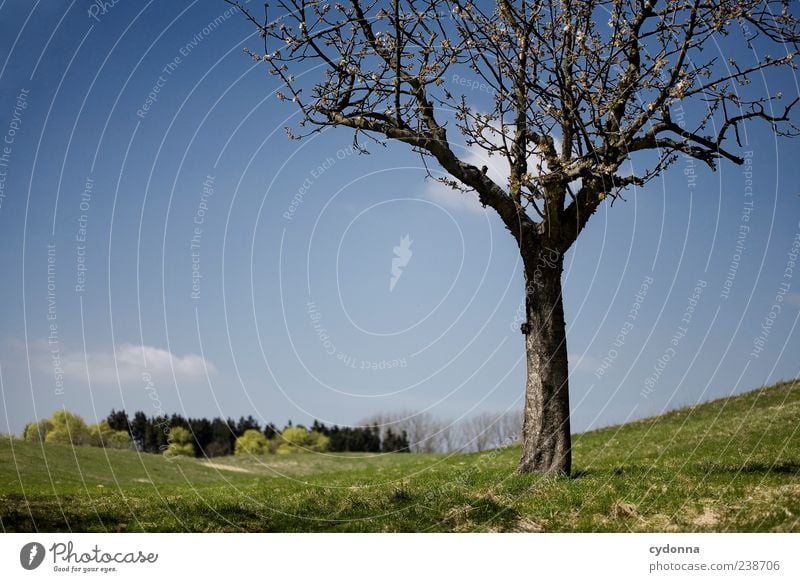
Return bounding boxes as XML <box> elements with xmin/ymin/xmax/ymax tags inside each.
<box><xmin>23</xmin><ymin>419</ymin><xmax>53</xmax><ymax>443</ymax></box>
<box><xmin>44</xmin><ymin>410</ymin><xmax>90</xmax><ymax>446</ymax></box>
<box><xmin>235</xmin><ymin>429</ymin><xmax>268</xmax><ymax>455</ymax></box>
<box><xmin>164</xmin><ymin>426</ymin><xmax>195</xmax><ymax>458</ymax></box>
<box><xmin>88</xmin><ymin>421</ymin><xmax>129</xmax><ymax>449</ymax></box>
<box><xmin>307</xmin><ymin>431</ymin><xmax>330</xmax><ymax>452</ymax></box>
<box><xmin>277</xmin><ymin>426</ymin><xmax>329</xmax><ymax>453</ymax></box>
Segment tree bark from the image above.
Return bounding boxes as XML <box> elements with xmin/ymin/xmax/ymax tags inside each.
<box><xmin>518</xmin><ymin>244</ymin><xmax>572</xmax><ymax>476</ymax></box>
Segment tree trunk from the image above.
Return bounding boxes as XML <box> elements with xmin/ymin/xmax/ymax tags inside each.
<box><xmin>518</xmin><ymin>244</ymin><xmax>572</xmax><ymax>476</ymax></box>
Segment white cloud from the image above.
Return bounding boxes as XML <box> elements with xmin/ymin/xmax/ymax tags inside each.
<box><xmin>420</xmin><ymin>123</ymin><xmax>554</xmax><ymax>214</ymax></box>
<box><xmin>421</xmin><ymin>138</ymin><xmax>509</xmax><ymax>214</ymax></box>
<box><xmin>424</xmin><ymin>180</ymin><xmax>487</xmax><ymax>213</ymax></box>
<box><xmin>49</xmin><ymin>343</ymin><xmax>215</xmax><ymax>384</ymax></box>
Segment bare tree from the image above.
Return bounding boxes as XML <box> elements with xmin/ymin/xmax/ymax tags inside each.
<box><xmin>466</xmin><ymin>413</ymin><xmax>495</xmax><ymax>452</ymax></box>
<box><xmin>229</xmin><ymin>0</ymin><xmax>799</xmax><ymax>475</ymax></box>
<box><xmin>460</xmin><ymin>411</ymin><xmax>523</xmax><ymax>451</ymax></box>
<box><xmin>362</xmin><ymin>410</ymin><xmax>441</xmax><ymax>452</ymax></box>
<box><xmin>494</xmin><ymin>410</ymin><xmax>523</xmax><ymax>448</ymax></box>
<box><xmin>437</xmin><ymin>420</ymin><xmax>464</xmax><ymax>452</ymax></box>
<box><xmin>365</xmin><ymin>409</ymin><xmax>521</xmax><ymax>452</ymax></box>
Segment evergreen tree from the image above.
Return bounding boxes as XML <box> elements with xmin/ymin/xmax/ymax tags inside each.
<box><xmin>382</xmin><ymin>429</ymin><xmax>410</xmax><ymax>453</ymax></box>
<box><xmin>130</xmin><ymin>411</ymin><xmax>148</xmax><ymax>451</ymax></box>
<box><xmin>263</xmin><ymin>422</ymin><xmax>278</xmax><ymax>440</ymax></box>
<box><xmin>106</xmin><ymin>409</ymin><xmax>130</xmax><ymax>434</ymax></box>
<box><xmin>208</xmin><ymin>417</ymin><xmax>235</xmax><ymax>457</ymax></box>
<box><xmin>188</xmin><ymin>417</ymin><xmax>213</xmax><ymax>457</ymax></box>
<box><xmin>235</xmin><ymin>415</ymin><xmax>261</xmax><ymax>436</ymax></box>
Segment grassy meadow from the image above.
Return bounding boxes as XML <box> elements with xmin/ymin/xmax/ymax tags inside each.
<box><xmin>1</xmin><ymin>380</ymin><xmax>798</xmax><ymax>532</ymax></box>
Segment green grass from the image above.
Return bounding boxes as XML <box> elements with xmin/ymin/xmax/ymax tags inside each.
<box><xmin>2</xmin><ymin>380</ymin><xmax>799</xmax><ymax>532</ymax></box>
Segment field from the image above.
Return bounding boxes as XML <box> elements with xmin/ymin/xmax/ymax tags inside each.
<box><xmin>1</xmin><ymin>380</ymin><xmax>799</xmax><ymax>532</ymax></box>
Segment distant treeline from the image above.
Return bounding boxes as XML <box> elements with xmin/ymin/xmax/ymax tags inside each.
<box><xmin>23</xmin><ymin>408</ymin><xmax>521</xmax><ymax>456</ymax></box>
<box><xmin>106</xmin><ymin>410</ymin><xmax>410</xmax><ymax>457</ymax></box>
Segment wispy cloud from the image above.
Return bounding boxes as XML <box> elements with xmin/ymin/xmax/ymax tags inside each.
<box><xmin>41</xmin><ymin>343</ymin><xmax>215</xmax><ymax>384</ymax></box>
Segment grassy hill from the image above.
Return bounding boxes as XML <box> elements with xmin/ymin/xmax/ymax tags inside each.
<box><xmin>2</xmin><ymin>380</ymin><xmax>798</xmax><ymax>532</ymax></box>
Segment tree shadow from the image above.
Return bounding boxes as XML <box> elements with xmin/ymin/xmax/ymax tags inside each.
<box><xmin>570</xmin><ymin>466</ymin><xmax>641</xmax><ymax>479</ymax></box>
<box><xmin>707</xmin><ymin>461</ymin><xmax>800</xmax><ymax>476</ymax></box>
<box><xmin>575</xmin><ymin>461</ymin><xmax>800</xmax><ymax>479</ymax></box>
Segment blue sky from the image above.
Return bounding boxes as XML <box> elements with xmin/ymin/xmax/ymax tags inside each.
<box><xmin>0</xmin><ymin>0</ymin><xmax>798</xmax><ymax>436</ymax></box>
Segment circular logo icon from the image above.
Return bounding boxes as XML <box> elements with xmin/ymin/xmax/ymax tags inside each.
<box><xmin>19</xmin><ymin>542</ymin><xmax>45</xmax><ymax>570</ymax></box>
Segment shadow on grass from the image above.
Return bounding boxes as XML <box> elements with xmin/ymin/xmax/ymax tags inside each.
<box><xmin>703</xmin><ymin>461</ymin><xmax>800</xmax><ymax>476</ymax></box>
<box><xmin>571</xmin><ymin>466</ymin><xmax>654</xmax><ymax>479</ymax></box>
<box><xmin>0</xmin><ymin>493</ymin><xmax>276</xmax><ymax>532</ymax></box>
<box><xmin>576</xmin><ymin>461</ymin><xmax>800</xmax><ymax>479</ymax></box>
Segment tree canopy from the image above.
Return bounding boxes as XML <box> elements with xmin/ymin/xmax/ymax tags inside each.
<box><xmin>230</xmin><ymin>0</ymin><xmax>799</xmax><ymax>251</ymax></box>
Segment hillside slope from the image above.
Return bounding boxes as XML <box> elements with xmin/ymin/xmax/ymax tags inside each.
<box><xmin>1</xmin><ymin>380</ymin><xmax>798</xmax><ymax>532</ymax></box>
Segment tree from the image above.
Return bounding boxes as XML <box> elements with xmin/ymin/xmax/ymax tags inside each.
<box><xmin>277</xmin><ymin>425</ymin><xmax>308</xmax><ymax>453</ymax></box>
<box><xmin>23</xmin><ymin>419</ymin><xmax>53</xmax><ymax>443</ymax></box>
<box><xmin>106</xmin><ymin>409</ymin><xmax>130</xmax><ymax>434</ymax></box>
<box><xmin>235</xmin><ymin>428</ymin><xmax>270</xmax><ymax>455</ymax></box>
<box><xmin>263</xmin><ymin>422</ymin><xmax>279</xmax><ymax>440</ymax></box>
<box><xmin>207</xmin><ymin>417</ymin><xmax>236</xmax><ymax>457</ymax></box>
<box><xmin>382</xmin><ymin>428</ymin><xmax>411</xmax><ymax>452</ymax></box>
<box><xmin>230</xmin><ymin>0</ymin><xmax>800</xmax><ymax>474</ymax></box>
<box><xmin>151</xmin><ymin>415</ymin><xmax>171</xmax><ymax>453</ymax></box>
<box><xmin>45</xmin><ymin>410</ymin><xmax>90</xmax><ymax>446</ymax></box>
<box><xmin>277</xmin><ymin>425</ymin><xmax>330</xmax><ymax>452</ymax></box>
<box><xmin>130</xmin><ymin>411</ymin><xmax>149</xmax><ymax>451</ymax></box>
<box><xmin>362</xmin><ymin>411</ymin><xmax>440</xmax><ymax>453</ymax></box>
<box><xmin>236</xmin><ymin>415</ymin><xmax>262</xmax><ymax>436</ymax></box>
<box><xmin>187</xmin><ymin>417</ymin><xmax>213</xmax><ymax>458</ymax></box>
<box><xmin>461</xmin><ymin>411</ymin><xmax>523</xmax><ymax>452</ymax></box>
<box><xmin>88</xmin><ymin>420</ymin><xmax>130</xmax><ymax>449</ymax></box>
<box><xmin>307</xmin><ymin>430</ymin><xmax>331</xmax><ymax>452</ymax></box>
<box><xmin>164</xmin><ymin>426</ymin><xmax>195</xmax><ymax>457</ymax></box>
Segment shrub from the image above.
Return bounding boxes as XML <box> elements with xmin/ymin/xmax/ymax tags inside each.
<box><xmin>277</xmin><ymin>426</ymin><xmax>307</xmax><ymax>453</ymax></box>
<box><xmin>109</xmin><ymin>430</ymin><xmax>131</xmax><ymax>449</ymax></box>
<box><xmin>23</xmin><ymin>419</ymin><xmax>53</xmax><ymax>443</ymax></box>
<box><xmin>45</xmin><ymin>410</ymin><xmax>90</xmax><ymax>446</ymax></box>
<box><xmin>277</xmin><ymin>426</ymin><xmax>329</xmax><ymax>453</ymax></box>
<box><xmin>235</xmin><ymin>429</ymin><xmax>268</xmax><ymax>456</ymax></box>
<box><xmin>164</xmin><ymin>426</ymin><xmax>195</xmax><ymax>458</ymax></box>
<box><xmin>88</xmin><ymin>421</ymin><xmax>129</xmax><ymax>449</ymax></box>
<box><xmin>307</xmin><ymin>431</ymin><xmax>330</xmax><ymax>452</ymax></box>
